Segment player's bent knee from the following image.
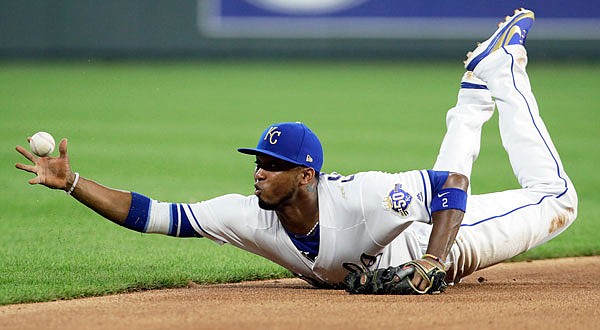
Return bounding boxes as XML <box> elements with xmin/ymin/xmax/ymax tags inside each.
<box><xmin>547</xmin><ymin>184</ymin><xmax>578</xmax><ymax>232</ymax></box>
<box><xmin>564</xmin><ymin>186</ymin><xmax>578</xmax><ymax>218</ymax></box>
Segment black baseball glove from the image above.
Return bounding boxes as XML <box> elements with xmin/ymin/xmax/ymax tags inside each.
<box><xmin>344</xmin><ymin>258</ymin><xmax>447</xmax><ymax>295</ymax></box>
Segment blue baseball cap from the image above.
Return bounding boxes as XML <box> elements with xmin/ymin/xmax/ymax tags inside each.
<box><xmin>238</xmin><ymin>122</ymin><xmax>324</xmax><ymax>172</ymax></box>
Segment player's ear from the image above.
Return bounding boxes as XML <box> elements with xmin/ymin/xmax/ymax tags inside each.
<box><xmin>299</xmin><ymin>167</ymin><xmax>316</xmax><ymax>184</ymax></box>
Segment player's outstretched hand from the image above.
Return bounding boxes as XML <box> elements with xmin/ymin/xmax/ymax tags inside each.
<box><xmin>15</xmin><ymin>138</ymin><xmax>73</xmax><ymax>191</ymax></box>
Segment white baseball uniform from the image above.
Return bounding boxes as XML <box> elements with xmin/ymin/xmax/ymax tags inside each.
<box><xmin>127</xmin><ymin>44</ymin><xmax>577</xmax><ymax>287</ymax></box>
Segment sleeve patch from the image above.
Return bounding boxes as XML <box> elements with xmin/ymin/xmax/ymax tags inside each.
<box><xmin>383</xmin><ymin>183</ymin><xmax>413</xmax><ymax>217</ymax></box>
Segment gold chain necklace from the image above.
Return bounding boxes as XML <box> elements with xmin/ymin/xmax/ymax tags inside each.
<box><xmin>304</xmin><ymin>218</ymin><xmax>319</xmax><ymax>236</ymax></box>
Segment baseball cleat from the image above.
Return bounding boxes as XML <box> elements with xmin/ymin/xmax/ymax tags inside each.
<box><xmin>464</xmin><ymin>8</ymin><xmax>535</xmax><ymax>71</ymax></box>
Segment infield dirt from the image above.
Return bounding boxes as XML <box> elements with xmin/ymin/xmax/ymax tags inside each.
<box><xmin>1</xmin><ymin>256</ymin><xmax>599</xmax><ymax>330</ymax></box>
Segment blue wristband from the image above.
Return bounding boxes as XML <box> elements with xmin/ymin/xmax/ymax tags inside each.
<box><xmin>431</xmin><ymin>188</ymin><xmax>467</xmax><ymax>213</ymax></box>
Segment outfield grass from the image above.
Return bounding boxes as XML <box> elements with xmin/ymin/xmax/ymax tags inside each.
<box><xmin>1</xmin><ymin>60</ymin><xmax>599</xmax><ymax>305</ymax></box>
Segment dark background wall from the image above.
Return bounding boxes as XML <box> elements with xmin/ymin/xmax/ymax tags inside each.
<box><xmin>1</xmin><ymin>0</ymin><xmax>599</xmax><ymax>61</ymax></box>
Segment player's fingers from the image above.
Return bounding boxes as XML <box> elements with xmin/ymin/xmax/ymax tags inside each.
<box><xmin>411</xmin><ymin>275</ymin><xmax>424</xmax><ymax>290</ymax></box>
<box><xmin>418</xmin><ymin>278</ymin><xmax>429</xmax><ymax>291</ymax></box>
<box><xmin>29</xmin><ymin>176</ymin><xmax>42</xmax><ymax>185</ymax></box>
<box><xmin>59</xmin><ymin>138</ymin><xmax>68</xmax><ymax>157</ymax></box>
<box><xmin>15</xmin><ymin>163</ymin><xmax>37</xmax><ymax>174</ymax></box>
<box><xmin>15</xmin><ymin>145</ymin><xmax>36</xmax><ymax>162</ymax></box>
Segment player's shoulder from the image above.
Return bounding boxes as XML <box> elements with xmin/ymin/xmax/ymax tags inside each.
<box><xmin>199</xmin><ymin>193</ymin><xmax>277</xmax><ymax>229</ymax></box>
<box><xmin>203</xmin><ymin>193</ymin><xmax>256</xmax><ymax>206</ymax></box>
<box><xmin>318</xmin><ymin>170</ymin><xmax>415</xmax><ymax>196</ymax></box>
<box><xmin>319</xmin><ymin>169</ymin><xmax>430</xmax><ymax>204</ymax></box>
<box><xmin>319</xmin><ymin>170</ymin><xmax>425</xmax><ymax>185</ymax></box>
<box><xmin>198</xmin><ymin>193</ymin><xmax>261</xmax><ymax>219</ymax></box>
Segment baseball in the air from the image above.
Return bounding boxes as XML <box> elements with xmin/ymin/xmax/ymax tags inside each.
<box><xmin>29</xmin><ymin>131</ymin><xmax>56</xmax><ymax>157</ymax></box>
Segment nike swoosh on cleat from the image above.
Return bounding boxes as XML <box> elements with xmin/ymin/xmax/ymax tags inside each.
<box><xmin>502</xmin><ymin>25</ymin><xmax>523</xmax><ymax>47</ymax></box>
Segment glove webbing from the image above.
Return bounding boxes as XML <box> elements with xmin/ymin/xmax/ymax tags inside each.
<box><xmin>403</xmin><ymin>259</ymin><xmax>442</xmax><ymax>294</ymax></box>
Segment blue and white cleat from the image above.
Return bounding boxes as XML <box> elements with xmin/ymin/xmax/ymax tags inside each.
<box><xmin>464</xmin><ymin>8</ymin><xmax>535</xmax><ymax>71</ymax></box>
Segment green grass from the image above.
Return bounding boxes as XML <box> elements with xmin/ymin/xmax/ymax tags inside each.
<box><xmin>1</xmin><ymin>60</ymin><xmax>599</xmax><ymax>304</ymax></box>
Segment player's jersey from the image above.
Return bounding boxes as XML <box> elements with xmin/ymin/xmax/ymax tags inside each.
<box><xmin>139</xmin><ymin>170</ymin><xmax>436</xmax><ymax>287</ymax></box>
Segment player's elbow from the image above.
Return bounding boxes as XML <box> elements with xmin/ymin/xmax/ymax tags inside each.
<box><xmin>443</xmin><ymin>172</ymin><xmax>469</xmax><ymax>191</ymax></box>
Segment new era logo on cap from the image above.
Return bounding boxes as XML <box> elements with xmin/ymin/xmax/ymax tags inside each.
<box><xmin>238</xmin><ymin>122</ymin><xmax>324</xmax><ymax>172</ymax></box>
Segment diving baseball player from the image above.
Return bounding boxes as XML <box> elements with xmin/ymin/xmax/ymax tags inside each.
<box><xmin>15</xmin><ymin>8</ymin><xmax>577</xmax><ymax>294</ymax></box>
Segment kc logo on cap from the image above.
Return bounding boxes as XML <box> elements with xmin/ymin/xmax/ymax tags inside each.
<box><xmin>238</xmin><ymin>122</ymin><xmax>324</xmax><ymax>172</ymax></box>
<box><xmin>264</xmin><ymin>126</ymin><xmax>282</xmax><ymax>145</ymax></box>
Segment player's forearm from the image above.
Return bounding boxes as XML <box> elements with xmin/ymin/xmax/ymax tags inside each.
<box><xmin>426</xmin><ymin>172</ymin><xmax>469</xmax><ymax>261</ymax></box>
<box><xmin>426</xmin><ymin>209</ymin><xmax>464</xmax><ymax>261</ymax></box>
<box><xmin>67</xmin><ymin>173</ymin><xmax>132</xmax><ymax>224</ymax></box>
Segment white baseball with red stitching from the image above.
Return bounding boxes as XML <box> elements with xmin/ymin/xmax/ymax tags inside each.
<box><xmin>29</xmin><ymin>131</ymin><xmax>55</xmax><ymax>157</ymax></box>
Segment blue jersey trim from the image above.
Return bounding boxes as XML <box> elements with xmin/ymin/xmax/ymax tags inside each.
<box><xmin>419</xmin><ymin>171</ymin><xmax>431</xmax><ymax>221</ymax></box>
<box><xmin>427</xmin><ymin>170</ymin><xmax>449</xmax><ymax>195</ymax></box>
<box><xmin>460</xmin><ymin>82</ymin><xmax>488</xmax><ymax>90</ymax></box>
<box><xmin>123</xmin><ymin>192</ymin><xmax>151</xmax><ymax>232</ymax></box>
<box><xmin>184</xmin><ymin>204</ymin><xmax>209</xmax><ymax>237</ymax></box>
<box><xmin>286</xmin><ymin>226</ymin><xmax>320</xmax><ymax>261</ymax></box>
<box><xmin>169</xmin><ymin>204</ymin><xmax>177</xmax><ymax>236</ymax></box>
<box><xmin>167</xmin><ymin>204</ymin><xmax>177</xmax><ymax>236</ymax></box>
<box><xmin>174</xmin><ymin>204</ymin><xmax>202</xmax><ymax>237</ymax></box>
